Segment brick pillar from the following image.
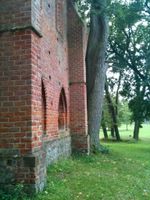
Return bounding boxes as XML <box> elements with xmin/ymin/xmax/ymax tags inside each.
<box><xmin>0</xmin><ymin>0</ymin><xmax>45</xmax><ymax>192</ymax></box>
<box><xmin>67</xmin><ymin>1</ymin><xmax>89</xmax><ymax>153</ymax></box>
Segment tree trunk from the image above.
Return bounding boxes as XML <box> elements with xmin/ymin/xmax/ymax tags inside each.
<box><xmin>133</xmin><ymin>120</ymin><xmax>140</xmax><ymax>140</ymax></box>
<box><xmin>111</xmin><ymin>127</ymin><xmax>115</xmax><ymax>138</ymax></box>
<box><xmin>102</xmin><ymin>122</ymin><xmax>108</xmax><ymax>139</ymax></box>
<box><xmin>132</xmin><ymin>84</ymin><xmax>146</xmax><ymax>140</ymax></box>
<box><xmin>105</xmin><ymin>83</ymin><xmax>121</xmax><ymax>141</ymax></box>
<box><xmin>115</xmin><ymin>72</ymin><xmax>122</xmax><ymax>115</ymax></box>
<box><xmin>114</xmin><ymin>123</ymin><xmax>120</xmax><ymax>141</ymax></box>
<box><xmin>86</xmin><ymin>0</ymin><xmax>108</xmax><ymax>152</ymax></box>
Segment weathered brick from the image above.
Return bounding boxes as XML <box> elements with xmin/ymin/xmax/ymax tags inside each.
<box><xmin>0</xmin><ymin>0</ymin><xmax>89</xmax><ymax>192</ymax></box>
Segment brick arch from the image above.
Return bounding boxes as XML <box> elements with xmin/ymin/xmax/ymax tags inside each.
<box><xmin>41</xmin><ymin>80</ymin><xmax>47</xmax><ymax>134</ymax></box>
<box><xmin>58</xmin><ymin>88</ymin><xmax>67</xmax><ymax>130</ymax></box>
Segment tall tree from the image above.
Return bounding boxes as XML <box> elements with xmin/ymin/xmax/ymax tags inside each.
<box><xmin>108</xmin><ymin>0</ymin><xmax>150</xmax><ymax>139</ymax></box>
<box><xmin>86</xmin><ymin>0</ymin><xmax>109</xmax><ymax>152</ymax></box>
<box><xmin>75</xmin><ymin>0</ymin><xmax>109</xmax><ymax>152</ymax></box>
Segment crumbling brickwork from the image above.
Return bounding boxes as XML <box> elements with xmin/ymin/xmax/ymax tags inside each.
<box><xmin>0</xmin><ymin>0</ymin><xmax>89</xmax><ymax>191</ymax></box>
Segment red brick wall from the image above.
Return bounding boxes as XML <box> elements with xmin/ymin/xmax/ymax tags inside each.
<box><xmin>0</xmin><ymin>0</ymin><xmax>89</xmax><ymax>191</ymax></box>
<box><xmin>0</xmin><ymin>0</ymin><xmax>35</xmax><ymax>186</ymax></box>
<box><xmin>31</xmin><ymin>0</ymin><xmax>70</xmax><ymax>151</ymax></box>
<box><xmin>0</xmin><ymin>0</ymin><xmax>31</xmax><ymax>30</ymax></box>
<box><xmin>67</xmin><ymin>1</ymin><xmax>89</xmax><ymax>153</ymax></box>
<box><xmin>0</xmin><ymin>30</ymin><xmax>32</xmax><ymax>154</ymax></box>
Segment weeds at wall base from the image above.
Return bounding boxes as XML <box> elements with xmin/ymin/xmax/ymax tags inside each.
<box><xmin>0</xmin><ymin>184</ymin><xmax>28</xmax><ymax>200</ymax></box>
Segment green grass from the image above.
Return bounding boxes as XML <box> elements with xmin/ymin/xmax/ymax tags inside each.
<box><xmin>119</xmin><ymin>123</ymin><xmax>150</xmax><ymax>140</ymax></box>
<box><xmin>101</xmin><ymin>123</ymin><xmax>150</xmax><ymax>141</ymax></box>
<box><xmin>2</xmin><ymin>125</ymin><xmax>149</xmax><ymax>200</ymax></box>
<box><xmin>33</xmin><ymin>139</ymin><xmax>150</xmax><ymax>200</ymax></box>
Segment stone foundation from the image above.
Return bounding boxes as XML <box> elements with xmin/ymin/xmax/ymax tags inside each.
<box><xmin>0</xmin><ymin>135</ymin><xmax>71</xmax><ymax>192</ymax></box>
<box><xmin>0</xmin><ymin>149</ymin><xmax>20</xmax><ymax>185</ymax></box>
<box><xmin>46</xmin><ymin>135</ymin><xmax>71</xmax><ymax>166</ymax></box>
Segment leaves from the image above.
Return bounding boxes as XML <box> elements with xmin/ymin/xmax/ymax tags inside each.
<box><xmin>108</xmin><ymin>0</ymin><xmax>150</xmax><ymax>127</ymax></box>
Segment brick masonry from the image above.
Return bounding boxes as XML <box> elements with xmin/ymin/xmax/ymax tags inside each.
<box><xmin>0</xmin><ymin>0</ymin><xmax>89</xmax><ymax>192</ymax></box>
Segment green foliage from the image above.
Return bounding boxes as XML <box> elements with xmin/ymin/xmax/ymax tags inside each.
<box><xmin>0</xmin><ymin>184</ymin><xmax>27</xmax><ymax>200</ymax></box>
<box><xmin>91</xmin><ymin>144</ymin><xmax>109</xmax><ymax>154</ymax></box>
<box><xmin>75</xmin><ymin>0</ymin><xmax>109</xmax><ymax>22</ymax></box>
<box><xmin>102</xmin><ymin>97</ymin><xmax>113</xmax><ymax>128</ymax></box>
<box><xmin>102</xmin><ymin>97</ymin><xmax>132</xmax><ymax>139</ymax></box>
<box><xmin>75</xmin><ymin>0</ymin><xmax>91</xmax><ymax>21</ymax></box>
<box><xmin>119</xmin><ymin>101</ymin><xmax>132</xmax><ymax>126</ymax></box>
<box><xmin>108</xmin><ymin>0</ymin><xmax>150</xmax><ymax>129</ymax></box>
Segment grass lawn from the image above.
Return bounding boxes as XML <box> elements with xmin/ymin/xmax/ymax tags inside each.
<box><xmin>1</xmin><ymin>125</ymin><xmax>149</xmax><ymax>200</ymax></box>
<box><xmin>119</xmin><ymin>123</ymin><xmax>150</xmax><ymax>140</ymax></box>
<box><xmin>101</xmin><ymin>123</ymin><xmax>150</xmax><ymax>141</ymax></box>
<box><xmin>33</xmin><ymin>138</ymin><xmax>150</xmax><ymax>200</ymax></box>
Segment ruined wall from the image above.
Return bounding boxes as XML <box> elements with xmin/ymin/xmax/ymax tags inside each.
<box><xmin>0</xmin><ymin>0</ymin><xmax>33</xmax><ymax>187</ymax></box>
<box><xmin>30</xmin><ymin>0</ymin><xmax>71</xmax><ymax>191</ymax></box>
<box><xmin>0</xmin><ymin>0</ymin><xmax>89</xmax><ymax>192</ymax></box>
<box><xmin>67</xmin><ymin>1</ymin><xmax>89</xmax><ymax>153</ymax></box>
<box><xmin>0</xmin><ymin>0</ymin><xmax>71</xmax><ymax>191</ymax></box>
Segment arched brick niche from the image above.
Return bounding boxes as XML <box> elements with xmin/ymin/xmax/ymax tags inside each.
<box><xmin>56</xmin><ymin>0</ymin><xmax>65</xmax><ymax>37</ymax></box>
<box><xmin>58</xmin><ymin>88</ymin><xmax>67</xmax><ymax>131</ymax></box>
<box><xmin>41</xmin><ymin>80</ymin><xmax>47</xmax><ymax>134</ymax></box>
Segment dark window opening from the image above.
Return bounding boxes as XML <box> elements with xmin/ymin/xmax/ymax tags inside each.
<box><xmin>58</xmin><ymin>89</ymin><xmax>67</xmax><ymax>131</ymax></box>
<box><xmin>41</xmin><ymin>81</ymin><xmax>46</xmax><ymax>134</ymax></box>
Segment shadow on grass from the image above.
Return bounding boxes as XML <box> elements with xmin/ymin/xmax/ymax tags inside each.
<box><xmin>101</xmin><ymin>138</ymin><xmax>138</xmax><ymax>143</ymax></box>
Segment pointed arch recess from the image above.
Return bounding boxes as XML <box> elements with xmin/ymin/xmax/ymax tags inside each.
<box><xmin>58</xmin><ymin>88</ymin><xmax>67</xmax><ymax>130</ymax></box>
